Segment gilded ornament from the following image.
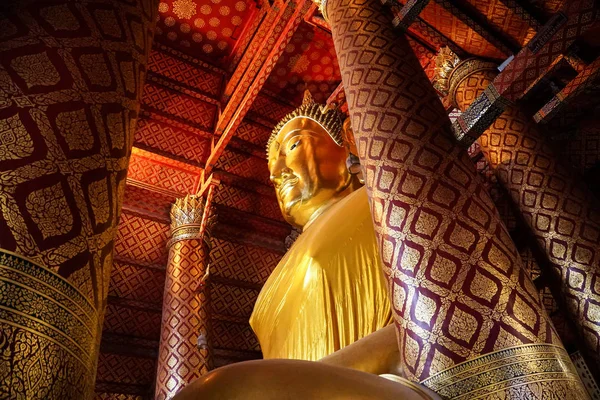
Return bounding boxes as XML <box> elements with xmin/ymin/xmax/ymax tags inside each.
<box><xmin>173</xmin><ymin>0</ymin><xmax>197</xmax><ymax>19</ymax></box>
<box><xmin>0</xmin><ymin>114</ymin><xmax>34</xmax><ymax>161</ymax></box>
<box><xmin>432</xmin><ymin>47</ymin><xmax>461</xmax><ymax>95</ymax></box>
<box><xmin>432</xmin><ymin>47</ymin><xmax>498</xmax><ymax>108</ymax></box>
<box><xmin>267</xmin><ymin>90</ymin><xmax>343</xmax><ymax>159</ymax></box>
<box><xmin>312</xmin><ymin>0</ymin><xmax>330</xmax><ymax>22</ymax></box>
<box><xmin>421</xmin><ymin>344</ymin><xmax>588</xmax><ymax>399</ymax></box>
<box><xmin>25</xmin><ymin>183</ymin><xmax>74</xmax><ymax>240</ymax></box>
<box><xmin>88</xmin><ymin>178</ymin><xmax>111</xmax><ymax>227</ymax></box>
<box><xmin>56</xmin><ymin>109</ymin><xmax>95</xmax><ymax>151</ymax></box>
<box><xmin>9</xmin><ymin>53</ymin><xmax>61</xmax><ymax>89</ymax></box>
<box><xmin>170</xmin><ymin>195</ymin><xmax>217</xmax><ymax>245</ymax></box>
<box><xmin>0</xmin><ymin>249</ymin><xmax>97</xmax><ymax>399</ymax></box>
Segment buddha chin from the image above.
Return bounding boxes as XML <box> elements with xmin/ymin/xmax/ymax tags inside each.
<box><xmin>277</xmin><ymin>177</ymin><xmax>302</xmax><ymax>220</ymax></box>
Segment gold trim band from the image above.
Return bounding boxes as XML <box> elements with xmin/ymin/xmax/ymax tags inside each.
<box><xmin>447</xmin><ymin>58</ymin><xmax>498</xmax><ymax>108</ymax></box>
<box><xmin>420</xmin><ymin>344</ymin><xmax>589</xmax><ymax>399</ymax></box>
<box><xmin>0</xmin><ymin>249</ymin><xmax>97</xmax><ymax>399</ymax></box>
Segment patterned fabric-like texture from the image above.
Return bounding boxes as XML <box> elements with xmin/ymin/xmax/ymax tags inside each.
<box><xmin>453</xmin><ymin>66</ymin><xmax>600</xmax><ymax>375</ymax></box>
<box><xmin>0</xmin><ymin>1</ymin><xmax>156</xmax><ymax>398</ymax></box>
<box><xmin>327</xmin><ymin>0</ymin><xmax>560</xmax><ymax>384</ymax></box>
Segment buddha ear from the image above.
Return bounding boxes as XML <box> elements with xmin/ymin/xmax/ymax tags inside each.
<box><xmin>342</xmin><ymin>117</ymin><xmax>359</xmax><ymax>156</ymax></box>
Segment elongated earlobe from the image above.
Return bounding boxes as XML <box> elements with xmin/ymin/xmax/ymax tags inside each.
<box><xmin>346</xmin><ymin>153</ymin><xmax>364</xmax><ymax>184</ymax></box>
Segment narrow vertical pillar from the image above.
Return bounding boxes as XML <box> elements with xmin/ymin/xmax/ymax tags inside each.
<box><xmin>437</xmin><ymin>49</ymin><xmax>600</xmax><ymax>375</ymax></box>
<box><xmin>321</xmin><ymin>0</ymin><xmax>588</xmax><ymax>397</ymax></box>
<box><xmin>0</xmin><ymin>1</ymin><xmax>156</xmax><ymax>399</ymax></box>
<box><xmin>155</xmin><ymin>188</ymin><xmax>218</xmax><ymax>400</ymax></box>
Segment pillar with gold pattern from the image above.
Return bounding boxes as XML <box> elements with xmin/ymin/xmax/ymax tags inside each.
<box><xmin>0</xmin><ymin>1</ymin><xmax>156</xmax><ymax>398</ymax></box>
<box><xmin>319</xmin><ymin>0</ymin><xmax>589</xmax><ymax>397</ymax></box>
<box><xmin>155</xmin><ymin>193</ymin><xmax>218</xmax><ymax>400</ymax></box>
<box><xmin>435</xmin><ymin>48</ymin><xmax>600</xmax><ymax>376</ymax></box>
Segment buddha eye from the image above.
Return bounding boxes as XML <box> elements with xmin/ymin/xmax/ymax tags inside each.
<box><xmin>289</xmin><ymin>140</ymin><xmax>300</xmax><ymax>151</ymax></box>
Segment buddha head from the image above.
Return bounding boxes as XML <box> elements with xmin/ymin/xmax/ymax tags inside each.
<box><xmin>267</xmin><ymin>92</ymin><xmax>361</xmax><ymax>229</ymax></box>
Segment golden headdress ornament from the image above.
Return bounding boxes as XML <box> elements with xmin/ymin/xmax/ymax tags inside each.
<box><xmin>267</xmin><ymin>90</ymin><xmax>344</xmax><ymax>158</ymax></box>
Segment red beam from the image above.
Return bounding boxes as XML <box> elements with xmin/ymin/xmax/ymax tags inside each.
<box><xmin>534</xmin><ymin>57</ymin><xmax>600</xmax><ymax>123</ymax></box>
<box><xmin>497</xmin><ymin>0</ymin><xmax>543</xmax><ymax>30</ymax></box>
<box><xmin>432</xmin><ymin>0</ymin><xmax>519</xmax><ymax>56</ymax></box>
<box><xmin>223</xmin><ymin>7</ymin><xmax>276</xmax><ymax>99</ymax></box>
<box><xmin>451</xmin><ymin>0</ymin><xmax>598</xmax><ymax>146</ymax></box>
<box><xmin>204</xmin><ymin>0</ymin><xmax>311</xmax><ymax>178</ymax></box>
<box><xmin>385</xmin><ymin>0</ymin><xmax>430</xmax><ymax>31</ymax></box>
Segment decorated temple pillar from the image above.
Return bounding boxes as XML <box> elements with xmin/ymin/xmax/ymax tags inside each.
<box><xmin>436</xmin><ymin>50</ymin><xmax>600</xmax><ymax>375</ymax></box>
<box><xmin>0</xmin><ymin>1</ymin><xmax>156</xmax><ymax>399</ymax></box>
<box><xmin>155</xmin><ymin>187</ymin><xmax>218</xmax><ymax>400</ymax></box>
<box><xmin>321</xmin><ymin>0</ymin><xmax>589</xmax><ymax>396</ymax></box>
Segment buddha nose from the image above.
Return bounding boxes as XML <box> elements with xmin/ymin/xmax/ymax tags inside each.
<box><xmin>270</xmin><ymin>166</ymin><xmax>293</xmax><ymax>187</ymax></box>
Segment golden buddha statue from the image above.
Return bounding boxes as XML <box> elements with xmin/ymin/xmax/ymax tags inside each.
<box><xmin>172</xmin><ymin>93</ymin><xmax>441</xmax><ymax>399</ymax></box>
<box><xmin>249</xmin><ymin>92</ymin><xmax>393</xmax><ymax>361</ymax></box>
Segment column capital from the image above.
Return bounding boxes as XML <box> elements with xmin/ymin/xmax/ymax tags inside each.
<box><xmin>312</xmin><ymin>0</ymin><xmax>329</xmax><ymax>22</ymax></box>
<box><xmin>169</xmin><ymin>195</ymin><xmax>217</xmax><ymax>246</ymax></box>
<box><xmin>432</xmin><ymin>47</ymin><xmax>497</xmax><ymax>108</ymax></box>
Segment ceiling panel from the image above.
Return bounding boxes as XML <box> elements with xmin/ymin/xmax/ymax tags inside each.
<box><xmin>419</xmin><ymin>1</ymin><xmax>507</xmax><ymax>59</ymax></box>
<box><xmin>264</xmin><ymin>22</ymin><xmax>342</xmax><ymax>104</ymax></box>
<box><xmin>155</xmin><ymin>0</ymin><xmax>257</xmax><ymax>68</ymax></box>
<box><xmin>465</xmin><ymin>0</ymin><xmax>537</xmax><ymax>47</ymax></box>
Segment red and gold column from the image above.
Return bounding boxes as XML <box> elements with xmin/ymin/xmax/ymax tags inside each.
<box><xmin>321</xmin><ymin>0</ymin><xmax>588</xmax><ymax>397</ymax></box>
<box><xmin>155</xmin><ymin>190</ymin><xmax>218</xmax><ymax>400</ymax></box>
<box><xmin>437</xmin><ymin>49</ymin><xmax>600</xmax><ymax>375</ymax></box>
<box><xmin>0</xmin><ymin>1</ymin><xmax>156</xmax><ymax>399</ymax></box>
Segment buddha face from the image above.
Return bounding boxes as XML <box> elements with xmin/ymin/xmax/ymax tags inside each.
<box><xmin>268</xmin><ymin>118</ymin><xmax>352</xmax><ymax>229</ymax></box>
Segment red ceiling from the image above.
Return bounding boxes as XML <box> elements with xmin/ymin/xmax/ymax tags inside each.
<box><xmin>465</xmin><ymin>0</ymin><xmax>536</xmax><ymax>47</ymax></box>
<box><xmin>155</xmin><ymin>0</ymin><xmax>256</xmax><ymax>67</ymax></box>
<box><xmin>264</xmin><ymin>22</ymin><xmax>342</xmax><ymax>104</ymax></box>
<box><xmin>419</xmin><ymin>2</ymin><xmax>507</xmax><ymax>59</ymax></box>
<box><xmin>530</xmin><ymin>0</ymin><xmax>567</xmax><ymax>17</ymax></box>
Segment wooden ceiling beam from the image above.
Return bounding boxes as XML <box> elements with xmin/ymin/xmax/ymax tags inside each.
<box><xmin>534</xmin><ymin>57</ymin><xmax>600</xmax><ymax>123</ymax></box>
<box><xmin>497</xmin><ymin>0</ymin><xmax>544</xmax><ymax>30</ymax></box>
<box><xmin>432</xmin><ymin>0</ymin><xmax>520</xmax><ymax>56</ymax></box>
<box><xmin>450</xmin><ymin>0</ymin><xmax>598</xmax><ymax>146</ymax></box>
<box><xmin>223</xmin><ymin>7</ymin><xmax>274</xmax><ymax>100</ymax></box>
<box><xmin>383</xmin><ymin>0</ymin><xmax>430</xmax><ymax>31</ymax></box>
<box><xmin>381</xmin><ymin>0</ymin><xmax>468</xmax><ymax>58</ymax></box>
<box><xmin>204</xmin><ymin>0</ymin><xmax>312</xmax><ymax>179</ymax></box>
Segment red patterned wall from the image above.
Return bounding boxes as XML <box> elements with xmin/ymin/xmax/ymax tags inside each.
<box><xmin>210</xmin><ymin>237</ymin><xmax>281</xmax><ymax>285</ymax></box>
<box><xmin>109</xmin><ymin>261</ymin><xmax>166</xmax><ymax>305</ymax></box>
<box><xmin>212</xmin><ymin>183</ymin><xmax>285</xmax><ymax>222</ymax></box>
<box><xmin>96</xmin><ymin>353</ymin><xmax>157</xmax><ymax>389</ymax></box>
<box><xmin>141</xmin><ymin>82</ymin><xmax>218</xmax><ymax>130</ymax></box>
<box><xmin>127</xmin><ymin>148</ymin><xmax>203</xmax><ymax>195</ymax></box>
<box><xmin>212</xmin><ymin>319</ymin><xmax>261</xmax><ymax>352</ymax></box>
<box><xmin>134</xmin><ymin>117</ymin><xmax>212</xmax><ymax>165</ymax></box>
<box><xmin>211</xmin><ymin>282</ymin><xmax>260</xmax><ymax>318</ymax></box>
<box><xmin>113</xmin><ymin>212</ymin><xmax>170</xmax><ymax>267</ymax></box>
<box><xmin>234</xmin><ymin>119</ymin><xmax>273</xmax><ymax>147</ymax></box>
<box><xmin>419</xmin><ymin>2</ymin><xmax>506</xmax><ymax>59</ymax></box>
<box><xmin>248</xmin><ymin>92</ymin><xmax>295</xmax><ymax>124</ymax></box>
<box><xmin>264</xmin><ymin>21</ymin><xmax>342</xmax><ymax>104</ymax></box>
<box><xmin>148</xmin><ymin>48</ymin><xmax>225</xmax><ymax>97</ymax></box>
<box><xmin>215</xmin><ymin>148</ymin><xmax>271</xmax><ymax>186</ymax></box>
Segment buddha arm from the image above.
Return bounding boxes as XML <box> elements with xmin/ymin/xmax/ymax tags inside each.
<box><xmin>319</xmin><ymin>324</ymin><xmax>402</xmax><ymax>376</ymax></box>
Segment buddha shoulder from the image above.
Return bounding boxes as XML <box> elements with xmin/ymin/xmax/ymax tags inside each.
<box><xmin>291</xmin><ymin>186</ymin><xmax>375</xmax><ymax>261</ymax></box>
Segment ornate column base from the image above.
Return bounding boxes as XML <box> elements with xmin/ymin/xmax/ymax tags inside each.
<box><xmin>0</xmin><ymin>249</ymin><xmax>97</xmax><ymax>399</ymax></box>
<box><xmin>422</xmin><ymin>344</ymin><xmax>588</xmax><ymax>399</ymax></box>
